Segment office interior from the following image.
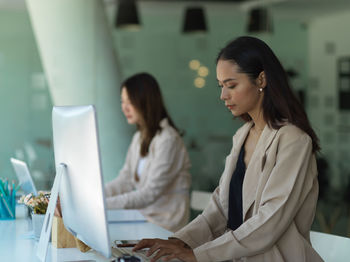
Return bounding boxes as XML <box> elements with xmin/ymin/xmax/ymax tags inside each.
<box><xmin>0</xmin><ymin>0</ymin><xmax>349</xmax><ymax>239</ymax></box>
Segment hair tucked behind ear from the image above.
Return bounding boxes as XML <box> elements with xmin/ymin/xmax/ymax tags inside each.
<box><xmin>217</xmin><ymin>36</ymin><xmax>320</xmax><ymax>152</ymax></box>
<box><xmin>121</xmin><ymin>73</ymin><xmax>178</xmax><ymax>156</ymax></box>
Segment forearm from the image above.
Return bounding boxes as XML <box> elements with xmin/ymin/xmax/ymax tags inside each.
<box><xmin>105</xmin><ymin>181</ymin><xmax>166</xmax><ymax>209</ymax></box>
<box><xmin>173</xmin><ymin>188</ymin><xmax>227</xmax><ymax>248</ymax></box>
<box><xmin>105</xmin><ymin>173</ymin><xmax>134</xmax><ymax>198</ymax></box>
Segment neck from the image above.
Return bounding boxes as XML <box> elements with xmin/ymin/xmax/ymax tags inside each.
<box><xmin>252</xmin><ymin>121</ymin><xmax>265</xmax><ymax>132</ymax></box>
<box><xmin>249</xmin><ymin>109</ymin><xmax>266</xmax><ymax>133</ymax></box>
<box><xmin>248</xmin><ymin>93</ymin><xmax>266</xmax><ymax>130</ymax></box>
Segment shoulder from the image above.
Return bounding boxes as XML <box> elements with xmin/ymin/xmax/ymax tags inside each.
<box><xmin>154</xmin><ymin>119</ymin><xmax>181</xmax><ymax>145</ymax></box>
<box><xmin>130</xmin><ymin>130</ymin><xmax>141</xmax><ymax>145</ymax></box>
<box><xmin>158</xmin><ymin>119</ymin><xmax>180</xmax><ymax>139</ymax></box>
<box><xmin>276</xmin><ymin>124</ymin><xmax>310</xmax><ymax>140</ymax></box>
<box><xmin>275</xmin><ymin>124</ymin><xmax>312</xmax><ymax>147</ymax></box>
<box><xmin>149</xmin><ymin>120</ymin><xmax>185</xmax><ymax>156</ymax></box>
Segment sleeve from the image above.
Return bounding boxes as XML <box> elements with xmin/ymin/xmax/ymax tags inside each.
<box><xmin>192</xmin><ymin>134</ymin><xmax>316</xmax><ymax>262</ymax></box>
<box><xmin>173</xmin><ymin>131</ymin><xmax>240</xmax><ymax>248</ymax></box>
<box><xmin>105</xmin><ymin>135</ymin><xmax>185</xmax><ymax>209</ymax></box>
<box><xmin>172</xmin><ymin>186</ymin><xmax>227</xmax><ymax>248</ymax></box>
<box><xmin>104</xmin><ymin>135</ymin><xmax>136</xmax><ymax>202</ymax></box>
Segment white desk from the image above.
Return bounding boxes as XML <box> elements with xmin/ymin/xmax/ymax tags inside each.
<box><xmin>0</xmin><ymin>206</ymin><xmax>171</xmax><ymax>262</ymax></box>
<box><xmin>310</xmin><ymin>231</ymin><xmax>350</xmax><ymax>262</ymax></box>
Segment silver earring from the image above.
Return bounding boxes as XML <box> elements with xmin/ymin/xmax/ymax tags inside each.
<box><xmin>259</xmin><ymin>88</ymin><xmax>263</xmax><ymax>92</ymax></box>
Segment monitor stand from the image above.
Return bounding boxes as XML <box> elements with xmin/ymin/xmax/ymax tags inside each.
<box><xmin>36</xmin><ymin>163</ymin><xmax>66</xmax><ymax>262</ymax></box>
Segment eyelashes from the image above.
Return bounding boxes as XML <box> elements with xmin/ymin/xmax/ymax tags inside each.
<box><xmin>218</xmin><ymin>85</ymin><xmax>236</xmax><ymax>89</ymax></box>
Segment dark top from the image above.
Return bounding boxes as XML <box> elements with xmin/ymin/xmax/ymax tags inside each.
<box><xmin>227</xmin><ymin>145</ymin><xmax>246</xmax><ymax>231</ymax></box>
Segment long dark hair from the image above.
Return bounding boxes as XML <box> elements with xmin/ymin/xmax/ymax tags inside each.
<box><xmin>217</xmin><ymin>36</ymin><xmax>320</xmax><ymax>152</ymax></box>
<box><xmin>121</xmin><ymin>73</ymin><xmax>178</xmax><ymax>156</ymax></box>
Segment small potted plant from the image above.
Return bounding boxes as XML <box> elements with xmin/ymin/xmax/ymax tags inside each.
<box><xmin>18</xmin><ymin>191</ymin><xmax>50</xmax><ymax>239</ymax></box>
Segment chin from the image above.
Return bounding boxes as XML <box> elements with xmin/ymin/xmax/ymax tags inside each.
<box><xmin>230</xmin><ymin>110</ymin><xmax>238</xmax><ymax>116</ymax></box>
<box><xmin>126</xmin><ymin>119</ymin><xmax>134</xmax><ymax>124</ymax></box>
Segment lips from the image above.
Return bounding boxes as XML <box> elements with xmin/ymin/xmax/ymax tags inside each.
<box><xmin>226</xmin><ymin>105</ymin><xmax>235</xmax><ymax>110</ymax></box>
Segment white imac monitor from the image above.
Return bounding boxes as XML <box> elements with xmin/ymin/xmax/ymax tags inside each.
<box><xmin>52</xmin><ymin>105</ymin><xmax>111</xmax><ymax>258</ymax></box>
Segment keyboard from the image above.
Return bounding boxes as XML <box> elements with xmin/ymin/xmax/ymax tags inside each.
<box><xmin>112</xmin><ymin>246</ymin><xmax>151</xmax><ymax>261</ymax></box>
<box><xmin>111</xmin><ymin>246</ymin><xmax>181</xmax><ymax>262</ymax></box>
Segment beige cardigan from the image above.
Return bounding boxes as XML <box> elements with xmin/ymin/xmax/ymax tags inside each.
<box><xmin>105</xmin><ymin>119</ymin><xmax>191</xmax><ymax>232</ymax></box>
<box><xmin>173</xmin><ymin>122</ymin><xmax>323</xmax><ymax>262</ymax></box>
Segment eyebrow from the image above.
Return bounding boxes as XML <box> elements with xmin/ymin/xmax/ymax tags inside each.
<box><xmin>217</xmin><ymin>78</ymin><xmax>237</xmax><ymax>84</ymax></box>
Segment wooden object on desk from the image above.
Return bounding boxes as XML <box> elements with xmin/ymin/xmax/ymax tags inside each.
<box><xmin>51</xmin><ymin>216</ymin><xmax>91</xmax><ymax>252</ymax></box>
<box><xmin>74</xmin><ymin>237</ymin><xmax>91</xmax><ymax>252</ymax></box>
<box><xmin>51</xmin><ymin>216</ymin><xmax>76</xmax><ymax>248</ymax></box>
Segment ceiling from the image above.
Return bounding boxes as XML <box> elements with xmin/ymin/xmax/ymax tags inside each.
<box><xmin>109</xmin><ymin>0</ymin><xmax>350</xmax><ymax>21</ymax></box>
<box><xmin>2</xmin><ymin>0</ymin><xmax>350</xmax><ymax>22</ymax></box>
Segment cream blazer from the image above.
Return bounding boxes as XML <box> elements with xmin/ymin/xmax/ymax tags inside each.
<box><xmin>173</xmin><ymin>122</ymin><xmax>323</xmax><ymax>262</ymax></box>
<box><xmin>105</xmin><ymin>119</ymin><xmax>191</xmax><ymax>232</ymax></box>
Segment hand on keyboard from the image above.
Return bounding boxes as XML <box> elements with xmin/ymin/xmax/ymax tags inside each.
<box><xmin>132</xmin><ymin>238</ymin><xmax>197</xmax><ymax>262</ymax></box>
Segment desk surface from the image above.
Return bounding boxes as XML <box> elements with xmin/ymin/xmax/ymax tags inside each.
<box><xmin>6</xmin><ymin>206</ymin><xmax>349</xmax><ymax>262</ymax></box>
<box><xmin>0</xmin><ymin>205</ymin><xmax>171</xmax><ymax>262</ymax></box>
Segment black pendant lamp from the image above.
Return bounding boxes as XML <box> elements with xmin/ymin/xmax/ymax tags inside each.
<box><xmin>183</xmin><ymin>7</ymin><xmax>208</xmax><ymax>33</ymax></box>
<box><xmin>115</xmin><ymin>0</ymin><xmax>141</xmax><ymax>30</ymax></box>
<box><xmin>247</xmin><ymin>7</ymin><xmax>273</xmax><ymax>33</ymax></box>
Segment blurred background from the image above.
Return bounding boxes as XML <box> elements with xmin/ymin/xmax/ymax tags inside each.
<box><xmin>0</xmin><ymin>0</ymin><xmax>349</xmax><ymax>237</ymax></box>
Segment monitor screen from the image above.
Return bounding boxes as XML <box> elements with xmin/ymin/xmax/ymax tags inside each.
<box><xmin>52</xmin><ymin>105</ymin><xmax>111</xmax><ymax>258</ymax></box>
<box><xmin>10</xmin><ymin>158</ymin><xmax>38</xmax><ymax>196</ymax></box>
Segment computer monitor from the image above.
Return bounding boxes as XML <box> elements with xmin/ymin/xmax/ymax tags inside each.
<box><xmin>52</xmin><ymin>105</ymin><xmax>111</xmax><ymax>258</ymax></box>
<box><xmin>10</xmin><ymin>158</ymin><xmax>38</xmax><ymax>196</ymax></box>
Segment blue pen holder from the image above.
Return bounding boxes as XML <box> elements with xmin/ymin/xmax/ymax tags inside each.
<box><xmin>0</xmin><ymin>193</ymin><xmax>16</xmax><ymax>220</ymax></box>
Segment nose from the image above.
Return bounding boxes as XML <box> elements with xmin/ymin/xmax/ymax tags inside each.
<box><xmin>220</xmin><ymin>87</ymin><xmax>229</xmax><ymax>101</ymax></box>
<box><xmin>121</xmin><ymin>103</ymin><xmax>128</xmax><ymax>114</ymax></box>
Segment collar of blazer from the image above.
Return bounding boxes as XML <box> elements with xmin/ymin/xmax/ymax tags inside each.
<box><xmin>220</xmin><ymin>121</ymin><xmax>278</xmax><ymax>221</ymax></box>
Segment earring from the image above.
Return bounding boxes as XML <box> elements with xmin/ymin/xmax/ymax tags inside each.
<box><xmin>259</xmin><ymin>88</ymin><xmax>263</xmax><ymax>92</ymax></box>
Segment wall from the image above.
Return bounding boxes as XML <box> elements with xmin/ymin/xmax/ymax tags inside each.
<box><xmin>0</xmin><ymin>9</ymin><xmax>53</xmax><ymax>190</ymax></box>
<box><xmin>309</xmin><ymin>11</ymin><xmax>350</xmax><ymax>188</ymax></box>
<box><xmin>308</xmin><ymin>10</ymin><xmax>350</xmax><ymax>236</ymax></box>
<box><xmin>26</xmin><ymin>0</ymin><xmax>132</xmax><ymax>184</ymax></box>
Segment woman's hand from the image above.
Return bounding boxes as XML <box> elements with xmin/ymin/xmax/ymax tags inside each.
<box><xmin>133</xmin><ymin>238</ymin><xmax>197</xmax><ymax>262</ymax></box>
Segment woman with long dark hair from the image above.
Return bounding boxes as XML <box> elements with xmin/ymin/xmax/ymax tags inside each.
<box><xmin>105</xmin><ymin>73</ymin><xmax>191</xmax><ymax>232</ymax></box>
<box><xmin>133</xmin><ymin>37</ymin><xmax>323</xmax><ymax>261</ymax></box>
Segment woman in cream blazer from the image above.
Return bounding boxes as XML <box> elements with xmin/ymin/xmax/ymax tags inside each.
<box><xmin>170</xmin><ymin>123</ymin><xmax>321</xmax><ymax>261</ymax></box>
<box><xmin>105</xmin><ymin>73</ymin><xmax>191</xmax><ymax>232</ymax></box>
<box><xmin>133</xmin><ymin>37</ymin><xmax>323</xmax><ymax>261</ymax></box>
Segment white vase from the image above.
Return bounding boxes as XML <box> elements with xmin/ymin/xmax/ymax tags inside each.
<box><xmin>32</xmin><ymin>213</ymin><xmax>45</xmax><ymax>240</ymax></box>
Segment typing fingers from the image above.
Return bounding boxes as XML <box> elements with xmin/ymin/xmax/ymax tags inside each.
<box><xmin>132</xmin><ymin>238</ymin><xmax>156</xmax><ymax>251</ymax></box>
<box><xmin>146</xmin><ymin>239</ymin><xmax>175</xmax><ymax>257</ymax></box>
